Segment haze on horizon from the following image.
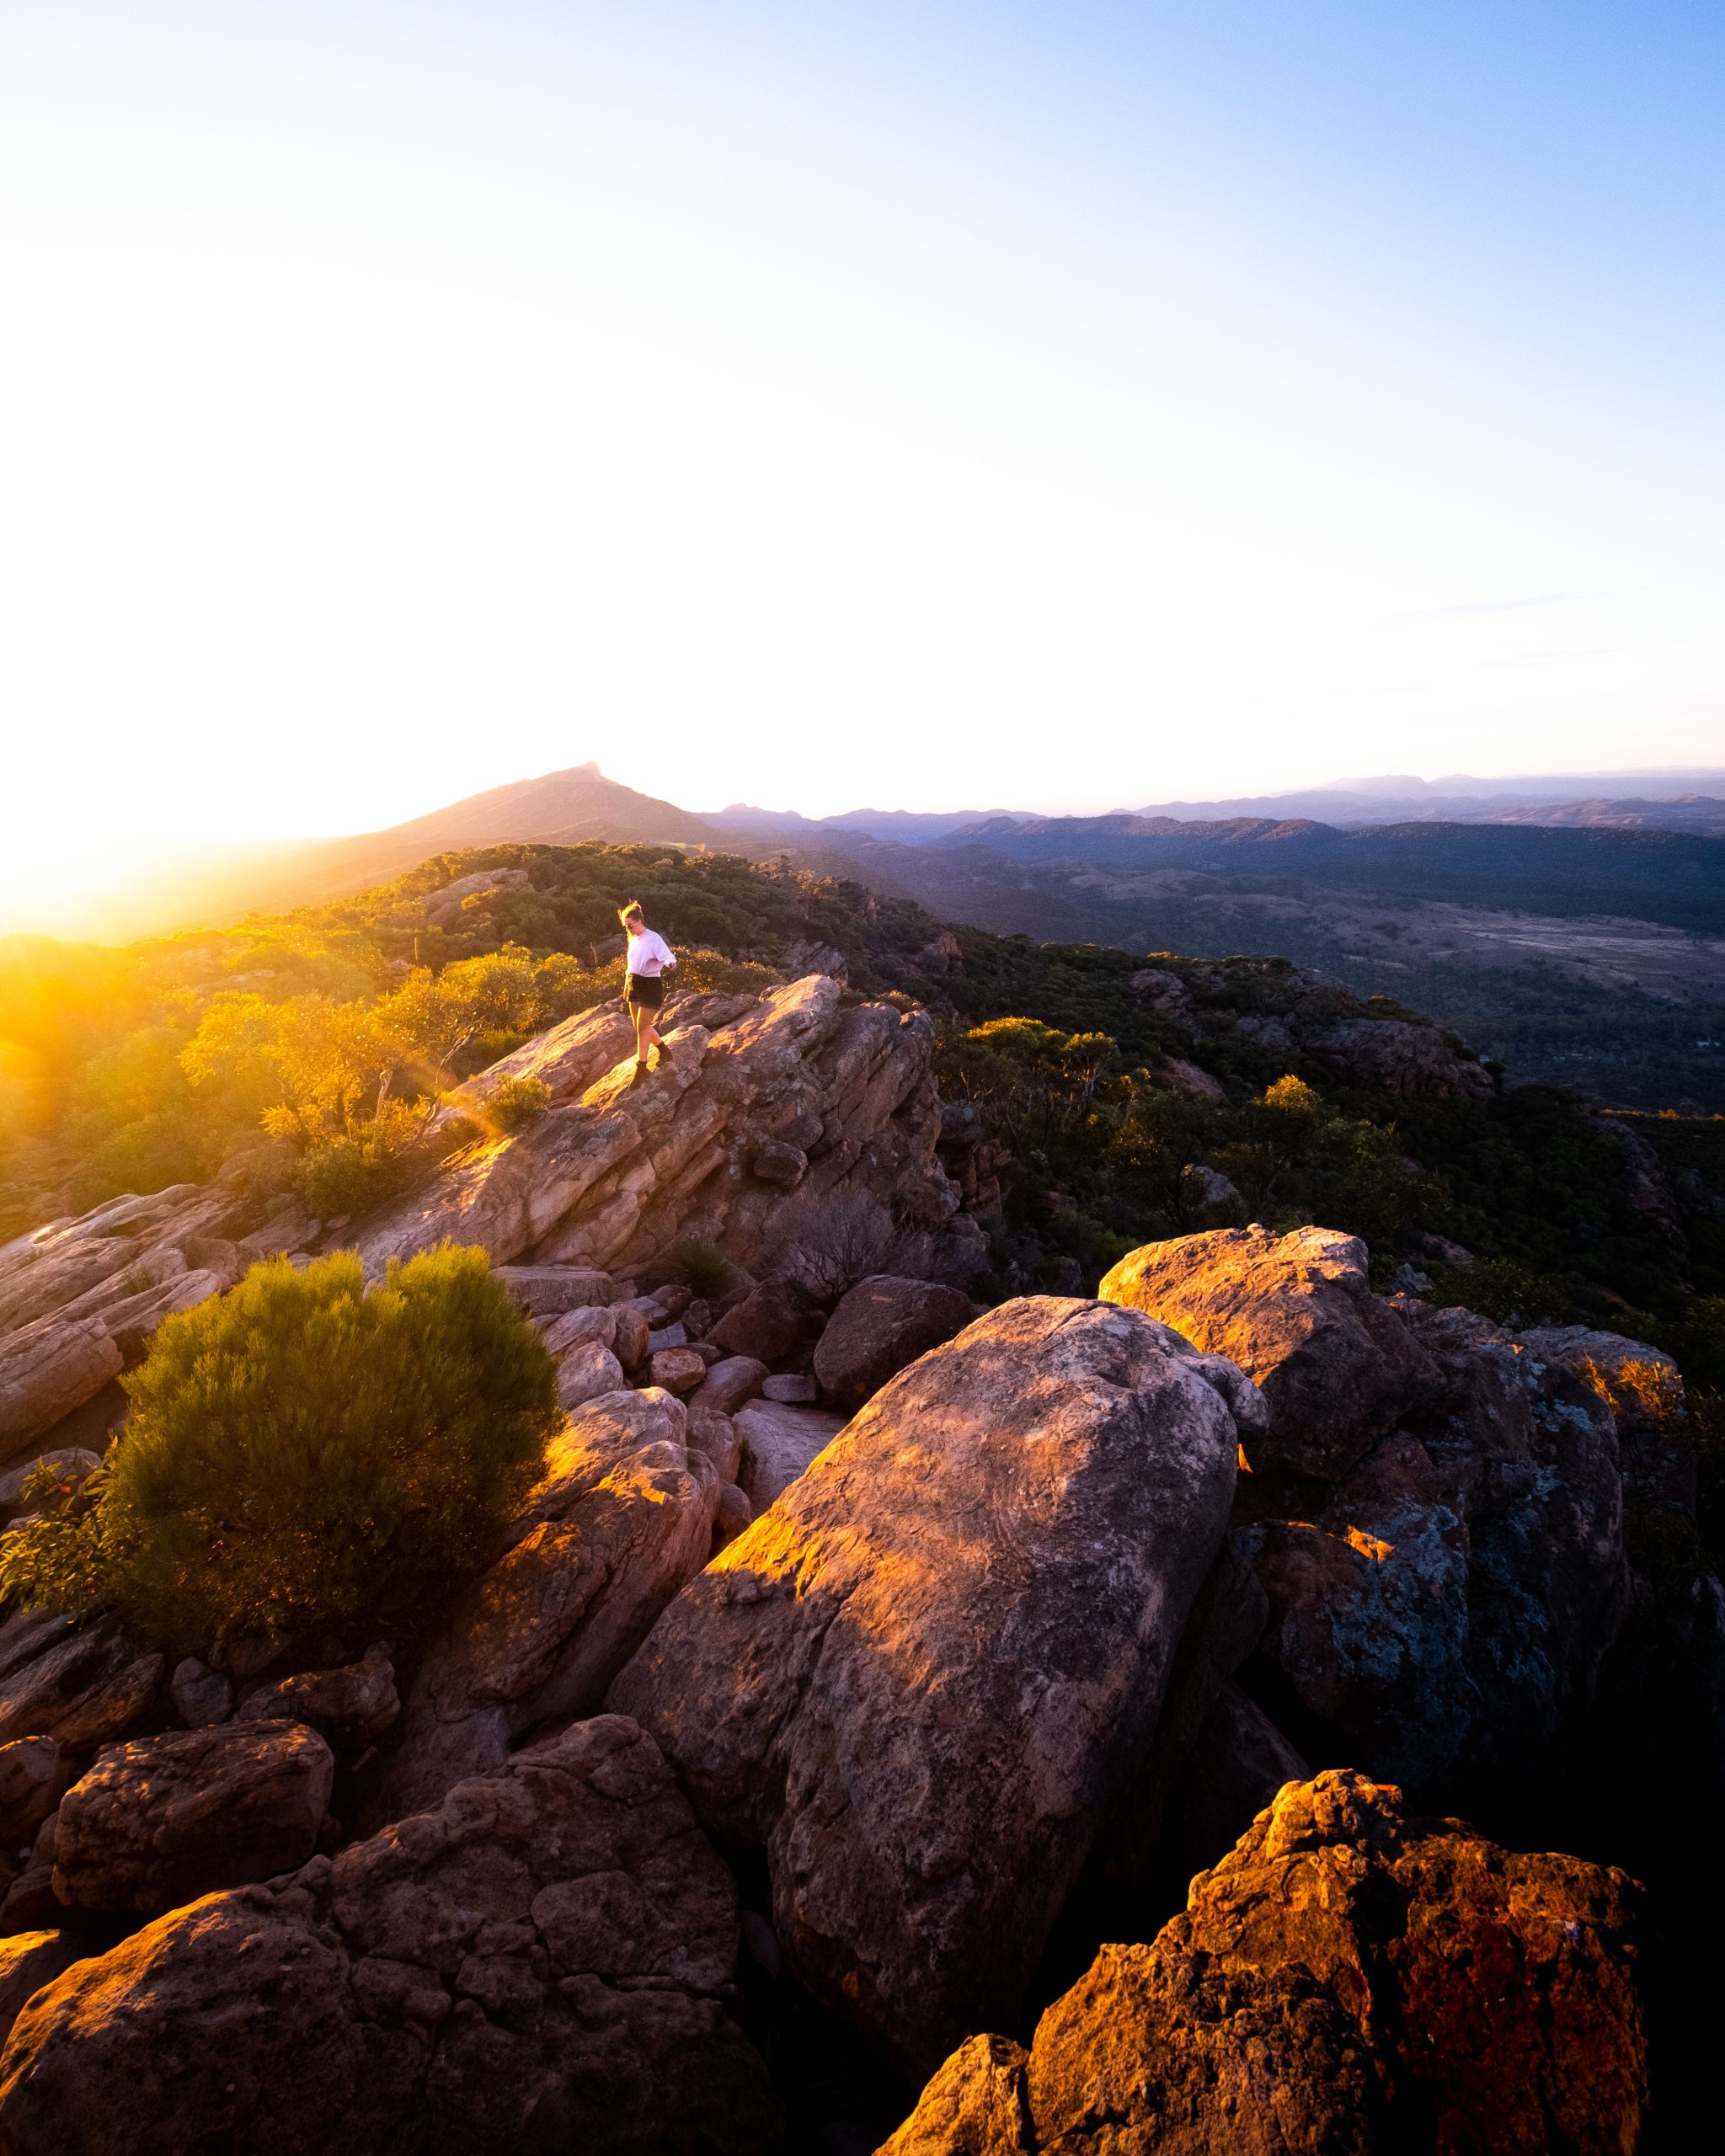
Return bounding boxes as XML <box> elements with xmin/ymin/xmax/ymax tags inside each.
<box><xmin>4</xmin><ymin>2</ymin><xmax>1723</xmax><ymax>925</ymax></box>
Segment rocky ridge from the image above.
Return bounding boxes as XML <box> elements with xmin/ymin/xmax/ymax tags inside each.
<box><xmin>0</xmin><ymin>968</ymin><xmax>1705</xmax><ymax>2150</ymax></box>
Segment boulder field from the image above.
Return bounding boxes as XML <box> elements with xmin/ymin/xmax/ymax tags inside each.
<box><xmin>0</xmin><ymin>984</ymin><xmax>1697</xmax><ymax>2154</ymax></box>
<box><xmin>0</xmin><ymin>974</ymin><xmax>980</xmax><ymax>1460</ymax></box>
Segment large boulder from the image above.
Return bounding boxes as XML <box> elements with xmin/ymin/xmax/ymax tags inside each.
<box><xmin>1100</xmin><ymin>1225</ymin><xmax>1440</xmax><ymax>1482</ymax></box>
<box><xmin>0</xmin><ymin>1717</ymin><xmax>782</xmax><ymax>2156</ymax></box>
<box><xmin>609</xmin><ymin>1296</ymin><xmax>1243</xmax><ymax>2070</ymax></box>
<box><xmin>811</xmin><ymin>1275</ymin><xmax>977</xmax><ymax>1410</ymax></box>
<box><xmin>884</xmin><ymin>1770</ymin><xmax>1647</xmax><ymax>2156</ymax></box>
<box><xmin>1231</xmin><ymin>1297</ymin><xmax>1627</xmax><ymax>1812</ymax></box>
<box><xmin>375</xmin><ymin>1392</ymin><xmax>718</xmax><ymax>1823</ymax></box>
<box><xmin>51</xmin><ymin>1722</ymin><xmax>334</xmax><ymax>1914</ymax></box>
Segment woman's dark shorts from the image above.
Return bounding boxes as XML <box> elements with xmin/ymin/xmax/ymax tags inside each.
<box><xmin>625</xmin><ymin>974</ymin><xmax>665</xmax><ymax>1009</ymax></box>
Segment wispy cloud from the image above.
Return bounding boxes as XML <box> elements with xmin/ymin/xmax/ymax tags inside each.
<box><xmin>1484</xmin><ymin>646</ymin><xmax>1626</xmax><ymax>669</ymax></box>
<box><xmin>1391</xmin><ymin>594</ymin><xmax>1567</xmax><ymax>622</ymax></box>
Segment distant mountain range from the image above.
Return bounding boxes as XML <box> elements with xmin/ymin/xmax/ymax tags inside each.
<box><xmin>23</xmin><ymin>756</ymin><xmax>1725</xmax><ymax>1111</ymax></box>
<box><xmin>32</xmin><ymin>759</ymin><xmax>1725</xmax><ymax>948</ymax></box>
<box><xmin>711</xmin><ymin>769</ymin><xmax>1725</xmax><ymax>844</ymax></box>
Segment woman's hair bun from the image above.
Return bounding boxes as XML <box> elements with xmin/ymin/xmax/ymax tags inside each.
<box><xmin>618</xmin><ymin>900</ymin><xmax>644</xmax><ymax>925</ymax></box>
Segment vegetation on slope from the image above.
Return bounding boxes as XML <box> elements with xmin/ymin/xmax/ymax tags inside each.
<box><xmin>3</xmin><ymin>839</ymin><xmax>1721</xmax><ymax>1389</ymax></box>
<box><xmin>0</xmin><ymin>1246</ymin><xmax>559</xmax><ymax>1650</ymax></box>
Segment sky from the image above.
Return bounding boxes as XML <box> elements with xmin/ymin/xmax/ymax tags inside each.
<box><xmin>3</xmin><ymin>2</ymin><xmax>1723</xmax><ymax>922</ymax></box>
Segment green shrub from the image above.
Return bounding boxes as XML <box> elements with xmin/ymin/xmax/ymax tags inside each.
<box><xmin>489</xmin><ymin>1074</ymin><xmax>553</xmax><ymax>1131</ymax></box>
<box><xmin>662</xmin><ymin>1234</ymin><xmax>739</xmax><ymax>1299</ymax></box>
<box><xmin>294</xmin><ymin>1100</ymin><xmax>430</xmax><ymax>1219</ymax></box>
<box><xmin>0</xmin><ymin>1246</ymin><xmax>558</xmax><ymax>1653</ymax></box>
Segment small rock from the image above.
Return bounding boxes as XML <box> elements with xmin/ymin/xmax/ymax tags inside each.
<box><xmin>647</xmin><ymin>1321</ymin><xmax>689</xmax><ymax>1353</ymax></box>
<box><xmin>0</xmin><ymin>1739</ymin><xmax>61</xmax><ymax>1846</ymax></box>
<box><xmin>169</xmin><ymin>1657</ymin><xmax>233</xmax><ymax>1729</ymax></box>
<box><xmin>235</xmin><ymin>1648</ymin><xmax>399</xmax><ymax>1746</ymax></box>
<box><xmin>540</xmin><ymin>1303</ymin><xmax>617</xmax><ymax>1356</ymax></box>
<box><xmin>811</xmin><ymin>1274</ymin><xmax>978</xmax><ymax>1411</ymax></box>
<box><xmin>686</xmin><ymin>1406</ymin><xmax>743</xmax><ymax>1483</ymax></box>
<box><xmin>750</xmin><ymin>1138</ymin><xmax>808</xmax><ymax>1189</ymax></box>
<box><xmin>713</xmin><ymin>1484</ymin><xmax>753</xmax><ymax>1552</ymax></box>
<box><xmin>491</xmin><ymin>1265</ymin><xmax>617</xmax><ymax>1315</ymax></box>
<box><xmin>649</xmin><ymin>1347</ymin><xmax>708</xmax><ymax>1397</ymax></box>
<box><xmin>689</xmin><ymin>1355</ymin><xmax>769</xmax><ymax>1416</ymax></box>
<box><xmin>612</xmin><ymin>1301</ymin><xmax>651</xmax><ymax>1370</ymax></box>
<box><xmin>708</xmin><ymin>1277</ymin><xmax>818</xmax><ymax>1365</ymax></box>
<box><xmin>557</xmin><ymin>1338</ymin><xmax>626</xmax><ymax>1412</ymax></box>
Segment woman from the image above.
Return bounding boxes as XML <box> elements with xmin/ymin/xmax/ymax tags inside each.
<box><xmin>619</xmin><ymin>900</ymin><xmax>676</xmax><ymax>1080</ymax></box>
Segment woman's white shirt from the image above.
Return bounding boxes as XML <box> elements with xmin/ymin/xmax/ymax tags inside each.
<box><xmin>626</xmin><ymin>928</ymin><xmax>676</xmax><ymax>978</ymax></box>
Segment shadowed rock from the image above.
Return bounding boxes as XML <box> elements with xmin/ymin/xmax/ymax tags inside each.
<box><xmin>0</xmin><ymin>1717</ymin><xmax>782</xmax><ymax>2156</ymax></box>
<box><xmin>52</xmin><ymin>1722</ymin><xmax>334</xmax><ymax>1914</ymax></box>
<box><xmin>811</xmin><ymin>1275</ymin><xmax>977</xmax><ymax>1411</ymax></box>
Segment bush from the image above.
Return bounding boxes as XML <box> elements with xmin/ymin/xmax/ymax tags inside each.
<box><xmin>0</xmin><ymin>1246</ymin><xmax>559</xmax><ymax>1653</ymax></box>
<box><xmin>662</xmin><ymin>1235</ymin><xmax>740</xmax><ymax>1299</ymax></box>
<box><xmin>489</xmin><ymin>1074</ymin><xmax>552</xmax><ymax>1131</ymax></box>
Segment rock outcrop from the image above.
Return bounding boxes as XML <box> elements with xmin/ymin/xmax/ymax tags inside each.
<box><xmin>884</xmin><ymin>1769</ymin><xmax>1647</xmax><ymax>2156</ymax></box>
<box><xmin>1101</xmin><ymin>1225</ymin><xmax>1439</xmax><ymax>1481</ymax></box>
<box><xmin>0</xmin><ymin>1716</ymin><xmax>782</xmax><ymax>2156</ymax></box>
<box><xmin>0</xmin><ymin>1193</ymin><xmax>245</xmax><ymax>1449</ymax></box>
<box><xmin>376</xmin><ymin>1390</ymin><xmax>720</xmax><ymax>1822</ymax></box>
<box><xmin>51</xmin><ymin>1722</ymin><xmax>334</xmax><ymax>1914</ymax></box>
<box><xmin>350</xmin><ymin>976</ymin><xmax>958</xmax><ymax>1283</ymax></box>
<box><xmin>609</xmin><ymin>1296</ymin><xmax>1245</xmax><ymax>2071</ymax></box>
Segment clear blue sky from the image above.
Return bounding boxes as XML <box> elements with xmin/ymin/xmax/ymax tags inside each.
<box><xmin>2</xmin><ymin>2</ymin><xmax>1722</xmax><ymax>913</ymax></box>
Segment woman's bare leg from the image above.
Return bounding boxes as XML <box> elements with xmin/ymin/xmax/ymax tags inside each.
<box><xmin>630</xmin><ymin>1002</ymin><xmax>649</xmax><ymax>1069</ymax></box>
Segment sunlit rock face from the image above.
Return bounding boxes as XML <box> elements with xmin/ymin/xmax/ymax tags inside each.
<box><xmin>1100</xmin><ymin>1224</ymin><xmax>1441</xmax><ymax>1481</ymax></box>
<box><xmin>609</xmin><ymin>1294</ymin><xmax>1246</xmax><ymax>2073</ymax></box>
<box><xmin>350</xmin><ymin>974</ymin><xmax>964</xmax><ymax>1283</ymax></box>
<box><xmin>369</xmin><ymin>1389</ymin><xmax>720</xmax><ymax>1827</ymax></box>
<box><xmin>884</xmin><ymin>1769</ymin><xmax>1648</xmax><ymax>2156</ymax></box>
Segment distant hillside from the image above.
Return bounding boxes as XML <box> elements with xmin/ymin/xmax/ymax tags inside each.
<box><xmin>83</xmin><ymin>764</ymin><xmax>718</xmax><ymax>934</ymax></box>
<box><xmin>932</xmin><ymin>815</ymin><xmax>1725</xmax><ymax>933</ymax></box>
<box><xmin>1489</xmin><ymin>795</ymin><xmax>1725</xmax><ymax>835</ymax></box>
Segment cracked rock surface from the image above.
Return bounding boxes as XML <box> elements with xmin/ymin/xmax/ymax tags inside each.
<box><xmin>0</xmin><ymin>1716</ymin><xmax>781</xmax><ymax>2156</ymax></box>
<box><xmin>884</xmin><ymin>1769</ymin><xmax>1648</xmax><ymax>2156</ymax></box>
<box><xmin>610</xmin><ymin>1296</ymin><xmax>1244</xmax><ymax>2072</ymax></box>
